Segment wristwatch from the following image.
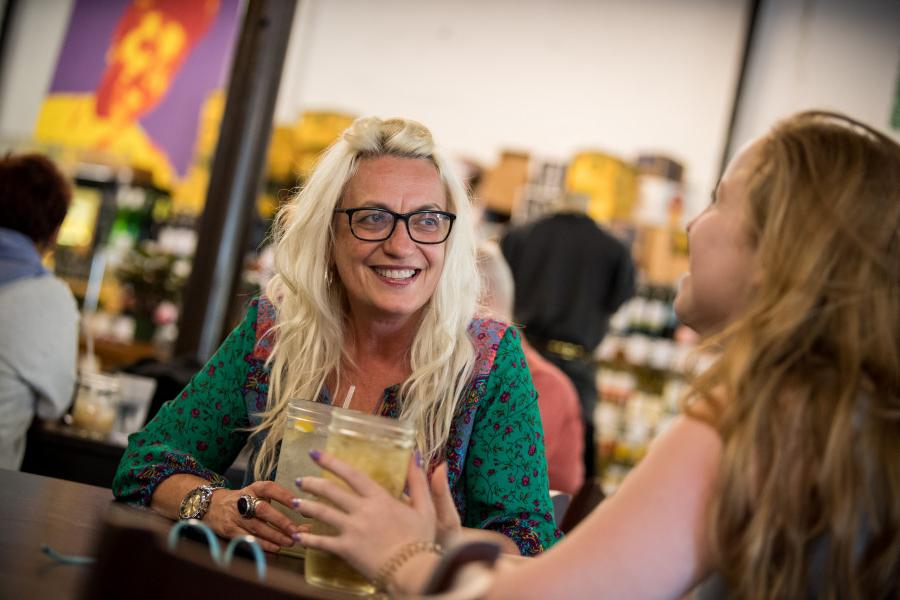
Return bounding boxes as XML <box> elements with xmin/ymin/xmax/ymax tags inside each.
<box><xmin>179</xmin><ymin>484</ymin><xmax>222</xmax><ymax>520</ymax></box>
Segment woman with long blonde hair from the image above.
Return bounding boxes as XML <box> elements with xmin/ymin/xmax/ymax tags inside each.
<box><xmin>294</xmin><ymin>111</ymin><xmax>900</xmax><ymax>599</ymax></box>
<box><xmin>113</xmin><ymin>117</ymin><xmax>559</xmax><ymax>557</ymax></box>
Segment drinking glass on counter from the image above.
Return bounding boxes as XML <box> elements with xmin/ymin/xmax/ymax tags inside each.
<box><xmin>273</xmin><ymin>399</ymin><xmax>336</xmax><ymax>558</ymax></box>
<box><xmin>109</xmin><ymin>373</ymin><xmax>157</xmax><ymax>444</ymax></box>
<box><xmin>70</xmin><ymin>373</ymin><xmax>120</xmax><ymax>436</ymax></box>
<box><xmin>304</xmin><ymin>409</ymin><xmax>416</xmax><ymax>595</ymax></box>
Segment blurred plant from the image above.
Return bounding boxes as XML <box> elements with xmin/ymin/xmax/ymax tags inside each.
<box><xmin>115</xmin><ymin>241</ymin><xmax>191</xmax><ymax>328</ymax></box>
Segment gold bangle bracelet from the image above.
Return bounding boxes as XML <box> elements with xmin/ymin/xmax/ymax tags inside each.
<box><xmin>374</xmin><ymin>540</ymin><xmax>443</xmax><ymax>593</ymax></box>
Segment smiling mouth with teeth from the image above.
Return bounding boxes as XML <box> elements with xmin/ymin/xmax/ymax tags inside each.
<box><xmin>372</xmin><ymin>267</ymin><xmax>419</xmax><ymax>280</ymax></box>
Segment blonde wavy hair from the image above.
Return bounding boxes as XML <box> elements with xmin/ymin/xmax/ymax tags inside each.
<box><xmin>252</xmin><ymin>117</ymin><xmax>479</xmax><ymax>480</ymax></box>
<box><xmin>688</xmin><ymin>111</ymin><xmax>900</xmax><ymax>598</ymax></box>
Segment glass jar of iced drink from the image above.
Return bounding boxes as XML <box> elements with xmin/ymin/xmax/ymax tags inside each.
<box><xmin>273</xmin><ymin>399</ymin><xmax>336</xmax><ymax>558</ymax></box>
<box><xmin>304</xmin><ymin>408</ymin><xmax>416</xmax><ymax>595</ymax></box>
<box><xmin>71</xmin><ymin>373</ymin><xmax>120</xmax><ymax>437</ymax></box>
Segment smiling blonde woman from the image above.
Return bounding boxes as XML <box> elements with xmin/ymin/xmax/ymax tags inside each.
<box><xmin>113</xmin><ymin>117</ymin><xmax>560</xmax><ymax>557</ymax></box>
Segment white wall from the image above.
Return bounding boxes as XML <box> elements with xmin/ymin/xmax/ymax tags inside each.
<box><xmin>2</xmin><ymin>1</ymin><xmax>896</xmax><ymax>219</ymax></box>
<box><xmin>276</xmin><ymin>0</ymin><xmax>749</xmax><ymax>218</ymax></box>
<box><xmin>730</xmin><ymin>0</ymin><xmax>900</xmax><ymax>158</ymax></box>
<box><xmin>0</xmin><ymin>0</ymin><xmax>73</xmax><ymax>146</ymax></box>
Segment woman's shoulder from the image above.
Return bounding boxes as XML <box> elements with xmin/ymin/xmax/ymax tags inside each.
<box><xmin>467</xmin><ymin>315</ymin><xmax>515</xmax><ymax>347</ymax></box>
<box><xmin>1</xmin><ymin>272</ymin><xmax>74</xmax><ymax>299</ymax></box>
<box><xmin>0</xmin><ymin>274</ymin><xmax>78</xmax><ymax>320</ymax></box>
<box><xmin>255</xmin><ymin>295</ymin><xmax>276</xmax><ymax>328</ymax></box>
<box><xmin>467</xmin><ymin>316</ymin><xmax>523</xmax><ymax>377</ymax></box>
<box><xmin>252</xmin><ymin>295</ymin><xmax>277</xmax><ymax>360</ymax></box>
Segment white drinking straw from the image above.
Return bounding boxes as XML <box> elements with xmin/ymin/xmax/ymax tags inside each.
<box><xmin>342</xmin><ymin>385</ymin><xmax>356</xmax><ymax>409</ymax></box>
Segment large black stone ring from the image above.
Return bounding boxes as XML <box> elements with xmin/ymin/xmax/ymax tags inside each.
<box><xmin>237</xmin><ymin>494</ymin><xmax>261</xmax><ymax>519</ymax></box>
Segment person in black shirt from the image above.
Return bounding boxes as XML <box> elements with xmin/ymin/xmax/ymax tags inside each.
<box><xmin>500</xmin><ymin>195</ymin><xmax>635</xmax><ymax>479</ymax></box>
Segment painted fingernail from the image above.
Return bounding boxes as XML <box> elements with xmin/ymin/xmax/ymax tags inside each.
<box><xmin>415</xmin><ymin>449</ymin><xmax>423</xmax><ymax>468</ymax></box>
<box><xmin>291</xmin><ymin>497</ymin><xmax>301</xmax><ymax>508</ymax></box>
<box><xmin>295</xmin><ymin>477</ymin><xmax>303</xmax><ymax>488</ymax></box>
<box><xmin>292</xmin><ymin>532</ymin><xmax>304</xmax><ymax>542</ymax></box>
<box><xmin>309</xmin><ymin>450</ymin><xmax>321</xmax><ymax>461</ymax></box>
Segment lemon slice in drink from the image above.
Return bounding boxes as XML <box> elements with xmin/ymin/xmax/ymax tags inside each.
<box><xmin>293</xmin><ymin>419</ymin><xmax>315</xmax><ymax>433</ymax></box>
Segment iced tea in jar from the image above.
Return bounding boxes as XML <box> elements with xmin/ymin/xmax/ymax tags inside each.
<box><xmin>304</xmin><ymin>408</ymin><xmax>415</xmax><ymax>595</ymax></box>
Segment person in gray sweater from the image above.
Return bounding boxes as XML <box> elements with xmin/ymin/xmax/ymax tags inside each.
<box><xmin>0</xmin><ymin>153</ymin><xmax>79</xmax><ymax>469</ymax></box>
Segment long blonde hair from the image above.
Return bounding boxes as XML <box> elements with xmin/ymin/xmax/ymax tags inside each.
<box><xmin>253</xmin><ymin>117</ymin><xmax>478</xmax><ymax>479</ymax></box>
<box><xmin>689</xmin><ymin>111</ymin><xmax>900</xmax><ymax>598</ymax></box>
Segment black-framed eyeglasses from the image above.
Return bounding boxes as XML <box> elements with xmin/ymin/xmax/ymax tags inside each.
<box><xmin>334</xmin><ymin>207</ymin><xmax>456</xmax><ymax>244</ymax></box>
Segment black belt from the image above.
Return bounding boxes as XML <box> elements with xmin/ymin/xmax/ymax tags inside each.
<box><xmin>527</xmin><ymin>335</ymin><xmax>591</xmax><ymax>362</ymax></box>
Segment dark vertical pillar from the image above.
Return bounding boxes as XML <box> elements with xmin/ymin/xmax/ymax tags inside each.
<box><xmin>0</xmin><ymin>0</ymin><xmax>20</xmax><ymax>97</ymax></box>
<box><xmin>718</xmin><ymin>0</ymin><xmax>763</xmax><ymax>176</ymax></box>
<box><xmin>175</xmin><ymin>0</ymin><xmax>298</xmax><ymax>362</ymax></box>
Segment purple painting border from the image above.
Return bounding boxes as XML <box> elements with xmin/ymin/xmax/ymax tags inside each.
<box><xmin>48</xmin><ymin>0</ymin><xmax>123</xmax><ymax>92</ymax></box>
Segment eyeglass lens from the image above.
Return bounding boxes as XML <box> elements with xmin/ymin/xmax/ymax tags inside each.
<box><xmin>350</xmin><ymin>209</ymin><xmax>452</xmax><ymax>243</ymax></box>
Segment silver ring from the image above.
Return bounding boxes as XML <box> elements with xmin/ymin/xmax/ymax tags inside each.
<box><xmin>237</xmin><ymin>494</ymin><xmax>262</xmax><ymax>519</ymax></box>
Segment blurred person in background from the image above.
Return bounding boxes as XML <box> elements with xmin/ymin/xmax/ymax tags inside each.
<box><xmin>500</xmin><ymin>192</ymin><xmax>635</xmax><ymax>480</ymax></box>
<box><xmin>113</xmin><ymin>117</ymin><xmax>559</xmax><ymax>557</ymax></box>
<box><xmin>0</xmin><ymin>153</ymin><xmax>78</xmax><ymax>470</ymax></box>
<box><xmin>292</xmin><ymin>111</ymin><xmax>900</xmax><ymax>599</ymax></box>
<box><xmin>477</xmin><ymin>240</ymin><xmax>584</xmax><ymax>495</ymax></box>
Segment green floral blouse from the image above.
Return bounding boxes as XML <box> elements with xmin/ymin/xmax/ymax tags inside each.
<box><xmin>113</xmin><ymin>297</ymin><xmax>561</xmax><ymax>555</ymax></box>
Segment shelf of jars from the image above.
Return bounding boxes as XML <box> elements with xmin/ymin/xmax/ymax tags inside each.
<box><xmin>592</xmin><ymin>283</ymin><xmax>709</xmax><ymax>494</ymax></box>
<box><xmin>46</xmin><ymin>161</ymin><xmax>200</xmax><ymax>372</ymax></box>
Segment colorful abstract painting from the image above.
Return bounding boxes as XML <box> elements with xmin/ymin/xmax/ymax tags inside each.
<box><xmin>34</xmin><ymin>0</ymin><xmax>240</xmax><ymax>188</ymax></box>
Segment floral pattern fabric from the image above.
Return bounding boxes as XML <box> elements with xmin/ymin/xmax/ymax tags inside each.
<box><xmin>112</xmin><ymin>297</ymin><xmax>561</xmax><ymax>554</ymax></box>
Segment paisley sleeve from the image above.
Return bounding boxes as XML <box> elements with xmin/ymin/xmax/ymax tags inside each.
<box><xmin>112</xmin><ymin>301</ymin><xmax>260</xmax><ymax>505</ymax></box>
<box><xmin>462</xmin><ymin>326</ymin><xmax>563</xmax><ymax>555</ymax></box>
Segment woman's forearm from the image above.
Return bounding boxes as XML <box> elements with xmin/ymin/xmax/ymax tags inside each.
<box><xmin>390</xmin><ymin>545</ymin><xmax>527</xmax><ymax>597</ymax></box>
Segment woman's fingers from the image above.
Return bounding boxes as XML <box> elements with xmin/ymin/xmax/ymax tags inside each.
<box><xmin>296</xmin><ymin>531</ymin><xmax>343</xmax><ymax>555</ymax></box>
<box><xmin>208</xmin><ymin>506</ymin><xmax>284</xmax><ymax>552</ymax></box>
<box><xmin>238</xmin><ymin>512</ymin><xmax>296</xmax><ymax>551</ymax></box>
<box><xmin>244</xmin><ymin>481</ymin><xmax>307</xmax><ymax>540</ymax></box>
<box><xmin>406</xmin><ymin>452</ymin><xmax>434</xmax><ymax>515</ymax></box>
<box><xmin>430</xmin><ymin>463</ymin><xmax>457</xmax><ymax>516</ymax></box>
<box><xmin>430</xmin><ymin>463</ymin><xmax>462</xmax><ymax>545</ymax></box>
<box><xmin>311</xmin><ymin>451</ymin><xmax>384</xmax><ymax>498</ymax></box>
<box><xmin>207</xmin><ymin>485</ymin><xmax>305</xmax><ymax>552</ymax></box>
<box><xmin>250</xmin><ymin>480</ymin><xmax>299</xmax><ymax>510</ymax></box>
<box><xmin>247</xmin><ymin>499</ymin><xmax>302</xmax><ymax>545</ymax></box>
<box><xmin>293</xmin><ymin>496</ymin><xmax>349</xmax><ymax>530</ymax></box>
<box><xmin>297</xmin><ymin>475</ymin><xmax>365</xmax><ymax>513</ymax></box>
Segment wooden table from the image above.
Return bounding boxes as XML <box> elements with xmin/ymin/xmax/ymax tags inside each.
<box><xmin>0</xmin><ymin>470</ymin><xmax>357</xmax><ymax>599</ymax></box>
<box><xmin>0</xmin><ymin>469</ymin><xmax>114</xmax><ymax>598</ymax></box>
